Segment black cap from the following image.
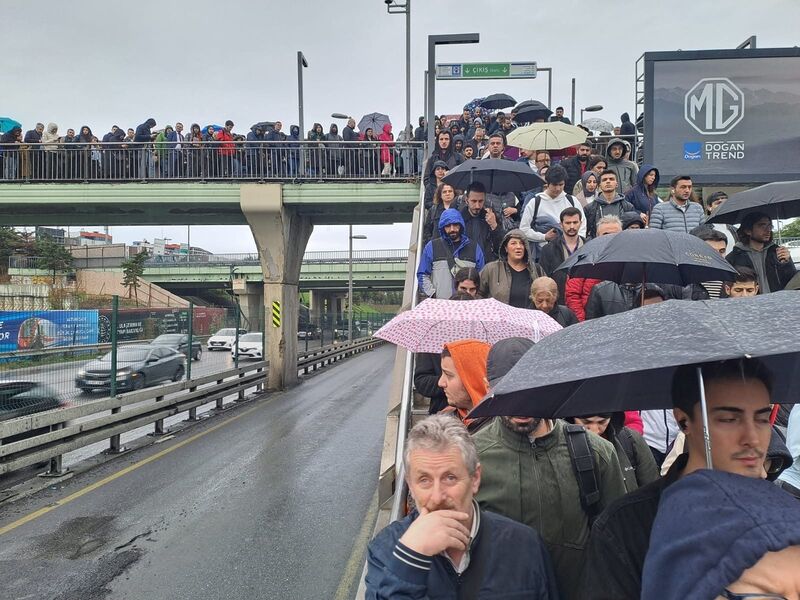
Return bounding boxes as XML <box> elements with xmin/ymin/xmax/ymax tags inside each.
<box><xmin>487</xmin><ymin>337</ymin><xmax>535</xmax><ymax>387</ymax></box>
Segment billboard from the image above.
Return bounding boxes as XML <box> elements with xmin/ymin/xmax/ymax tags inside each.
<box><xmin>644</xmin><ymin>48</ymin><xmax>800</xmax><ymax>184</ymax></box>
<box><xmin>0</xmin><ymin>310</ymin><xmax>99</xmax><ymax>353</ymax></box>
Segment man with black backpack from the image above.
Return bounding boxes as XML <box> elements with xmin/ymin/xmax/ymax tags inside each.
<box><xmin>473</xmin><ymin>338</ymin><xmax>626</xmax><ymax>600</ymax></box>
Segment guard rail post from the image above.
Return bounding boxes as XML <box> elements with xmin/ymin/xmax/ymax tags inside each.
<box><xmin>41</xmin><ymin>422</ymin><xmax>66</xmax><ymax>477</ymax></box>
<box><xmin>108</xmin><ymin>295</ymin><xmax>125</xmax><ymax>454</ymax></box>
<box><xmin>215</xmin><ymin>379</ymin><xmax>224</xmax><ymax>410</ymax></box>
<box><xmin>153</xmin><ymin>394</ymin><xmax>166</xmax><ymax>435</ymax></box>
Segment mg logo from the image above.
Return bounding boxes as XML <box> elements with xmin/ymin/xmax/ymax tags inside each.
<box><xmin>684</xmin><ymin>78</ymin><xmax>744</xmax><ymax>135</ymax></box>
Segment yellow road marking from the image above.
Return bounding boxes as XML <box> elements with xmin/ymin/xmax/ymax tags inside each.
<box><xmin>0</xmin><ymin>402</ymin><xmax>265</xmax><ymax>537</ymax></box>
<box><xmin>333</xmin><ymin>487</ymin><xmax>380</xmax><ymax>600</ymax></box>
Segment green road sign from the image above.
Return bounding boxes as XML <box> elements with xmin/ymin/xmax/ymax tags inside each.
<box><xmin>436</xmin><ymin>62</ymin><xmax>537</xmax><ymax>80</ymax></box>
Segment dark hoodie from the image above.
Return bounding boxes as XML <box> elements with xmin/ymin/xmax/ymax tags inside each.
<box><xmin>605</xmin><ymin>137</ymin><xmax>639</xmax><ymax>194</ymax></box>
<box><xmin>624</xmin><ymin>164</ymin><xmax>661</xmax><ymax>214</ymax></box>
<box><xmin>423</xmin><ymin>131</ymin><xmax>463</xmax><ymax>185</ymax></box>
<box><xmin>583</xmin><ymin>190</ymin><xmax>636</xmax><ymax>238</ymax></box>
<box><xmin>478</xmin><ymin>229</ymin><xmax>545</xmax><ymax>307</ymax></box>
<box><xmin>619</xmin><ymin>112</ymin><xmax>636</xmax><ymax>160</ymax></box>
<box><xmin>288</xmin><ymin>125</ymin><xmax>300</xmax><ymax>141</ymax></box>
<box><xmin>324</xmin><ymin>124</ymin><xmax>342</xmax><ymax>143</ymax></box>
<box><xmin>417</xmin><ymin>208</ymin><xmax>485</xmax><ymax>298</ymax></box>
<box><xmin>134</xmin><ymin>118</ymin><xmax>156</xmax><ymax>143</ymax></box>
<box><xmin>642</xmin><ymin>469</ymin><xmax>800</xmax><ymax>600</ymax></box>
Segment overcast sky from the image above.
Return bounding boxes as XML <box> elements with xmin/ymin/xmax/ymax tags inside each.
<box><xmin>5</xmin><ymin>0</ymin><xmax>800</xmax><ymax>252</ymax></box>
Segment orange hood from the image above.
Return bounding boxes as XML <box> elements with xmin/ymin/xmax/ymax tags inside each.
<box><xmin>443</xmin><ymin>339</ymin><xmax>490</xmax><ymax>419</ymax></box>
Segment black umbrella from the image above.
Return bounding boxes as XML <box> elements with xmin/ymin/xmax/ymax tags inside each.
<box><xmin>555</xmin><ymin>229</ymin><xmax>738</xmax><ymax>287</ymax></box>
<box><xmin>706</xmin><ymin>181</ymin><xmax>800</xmax><ymax>225</ymax></box>
<box><xmin>468</xmin><ymin>291</ymin><xmax>800</xmax><ymax>421</ymax></box>
<box><xmin>480</xmin><ymin>93</ymin><xmax>517</xmax><ymax>110</ymax></box>
<box><xmin>441</xmin><ymin>159</ymin><xmax>544</xmax><ymax>194</ymax></box>
<box><xmin>250</xmin><ymin>121</ymin><xmax>275</xmax><ymax>132</ymax></box>
<box><xmin>512</xmin><ymin>100</ymin><xmax>552</xmax><ymax>124</ymax></box>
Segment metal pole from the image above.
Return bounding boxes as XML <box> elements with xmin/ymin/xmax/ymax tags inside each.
<box><xmin>234</xmin><ymin>302</ymin><xmax>241</xmax><ymax>370</ymax></box>
<box><xmin>545</xmin><ymin>68</ymin><xmax>553</xmax><ymax>109</ymax></box>
<box><xmin>348</xmin><ymin>225</ymin><xmax>354</xmax><ymax>344</ymax></box>
<box><xmin>426</xmin><ymin>37</ymin><xmax>436</xmax><ymax>161</ymax></box>
<box><xmin>109</xmin><ymin>294</ymin><xmax>123</xmax><ymax>453</ymax></box>
<box><xmin>297</xmin><ymin>51</ymin><xmax>306</xmax><ymax>141</ymax></box>
<box><xmin>570</xmin><ymin>78</ymin><xmax>576</xmax><ymax>124</ymax></box>
<box><xmin>696</xmin><ymin>367</ymin><xmax>714</xmax><ymax>469</ymax></box>
<box><xmin>423</xmin><ymin>70</ymin><xmax>429</xmax><ymax>137</ymax></box>
<box><xmin>186</xmin><ymin>302</ymin><xmax>193</xmax><ymax>381</ymax></box>
<box><xmin>405</xmin><ymin>0</ymin><xmax>412</xmax><ymax>134</ymax></box>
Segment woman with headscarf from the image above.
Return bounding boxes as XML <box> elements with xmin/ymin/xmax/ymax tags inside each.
<box><xmin>41</xmin><ymin>123</ymin><xmax>61</xmax><ymax>180</ymax></box>
<box><xmin>575</xmin><ymin>171</ymin><xmax>600</xmax><ymax>207</ymax></box>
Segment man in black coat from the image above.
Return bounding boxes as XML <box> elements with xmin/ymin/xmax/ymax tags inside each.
<box><xmin>560</xmin><ymin>141</ymin><xmax>592</xmax><ymax>195</ymax></box>
<box><xmin>726</xmin><ymin>211</ymin><xmax>797</xmax><ymax>293</ymax></box>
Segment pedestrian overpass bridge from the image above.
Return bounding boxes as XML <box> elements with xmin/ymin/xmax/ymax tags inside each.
<box><xmin>0</xmin><ymin>179</ymin><xmax>422</xmax><ymax>389</ymax></box>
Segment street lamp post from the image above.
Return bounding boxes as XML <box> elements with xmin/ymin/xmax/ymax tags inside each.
<box><xmin>386</xmin><ymin>0</ymin><xmax>411</xmax><ymax>134</ymax></box>
<box><xmin>297</xmin><ymin>51</ymin><xmax>308</xmax><ymax>176</ymax></box>
<box><xmin>580</xmin><ymin>104</ymin><xmax>604</xmax><ymax>124</ymax></box>
<box><xmin>426</xmin><ymin>33</ymin><xmax>480</xmax><ymax>158</ymax></box>
<box><xmin>348</xmin><ymin>227</ymin><xmax>367</xmax><ymax>343</ymax></box>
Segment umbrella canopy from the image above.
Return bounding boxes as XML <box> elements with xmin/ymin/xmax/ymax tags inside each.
<box><xmin>250</xmin><ymin>121</ymin><xmax>275</xmax><ymax>132</ymax></box>
<box><xmin>706</xmin><ymin>181</ymin><xmax>800</xmax><ymax>225</ymax></box>
<box><xmin>374</xmin><ymin>298</ymin><xmax>562</xmax><ymax>353</ymax></box>
<box><xmin>441</xmin><ymin>158</ymin><xmax>544</xmax><ymax>194</ymax></box>
<box><xmin>480</xmin><ymin>93</ymin><xmax>517</xmax><ymax>110</ymax></box>
<box><xmin>506</xmin><ymin>122</ymin><xmax>588</xmax><ymax>151</ymax></box>
<box><xmin>469</xmin><ymin>291</ymin><xmax>800</xmax><ymax>419</ymax></box>
<box><xmin>202</xmin><ymin>124</ymin><xmax>226</xmax><ymax>136</ymax></box>
<box><xmin>555</xmin><ymin>229</ymin><xmax>738</xmax><ymax>286</ymax></box>
<box><xmin>358</xmin><ymin>112</ymin><xmax>391</xmax><ymax>133</ymax></box>
<box><xmin>0</xmin><ymin>117</ymin><xmax>22</xmax><ymax>134</ymax></box>
<box><xmin>580</xmin><ymin>117</ymin><xmax>615</xmax><ymax>133</ymax></box>
<box><xmin>512</xmin><ymin>100</ymin><xmax>552</xmax><ymax>124</ymax></box>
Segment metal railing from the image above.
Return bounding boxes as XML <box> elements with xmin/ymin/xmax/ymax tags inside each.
<box><xmin>0</xmin><ymin>141</ymin><xmax>425</xmax><ymax>183</ymax></box>
<box><xmin>0</xmin><ymin>337</ymin><xmax>383</xmax><ymax>477</ymax></box>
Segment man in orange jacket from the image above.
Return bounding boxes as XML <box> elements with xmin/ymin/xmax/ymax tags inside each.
<box><xmin>437</xmin><ymin>339</ymin><xmax>491</xmax><ymax>432</ymax></box>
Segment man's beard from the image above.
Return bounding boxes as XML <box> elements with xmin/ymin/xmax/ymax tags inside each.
<box><xmin>501</xmin><ymin>416</ymin><xmax>542</xmax><ymax>435</ymax></box>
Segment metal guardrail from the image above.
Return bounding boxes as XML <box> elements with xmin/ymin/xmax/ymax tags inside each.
<box><xmin>0</xmin><ymin>141</ymin><xmax>425</xmax><ymax>183</ymax></box>
<box><xmin>0</xmin><ymin>337</ymin><xmax>383</xmax><ymax>477</ymax></box>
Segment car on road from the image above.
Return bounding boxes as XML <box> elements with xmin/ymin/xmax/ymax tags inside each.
<box><xmin>207</xmin><ymin>328</ymin><xmax>247</xmax><ymax>351</ymax></box>
<box><xmin>0</xmin><ymin>381</ymin><xmax>71</xmax><ymax>443</ymax></box>
<box><xmin>151</xmin><ymin>333</ymin><xmax>203</xmax><ymax>361</ymax></box>
<box><xmin>231</xmin><ymin>333</ymin><xmax>263</xmax><ymax>360</ymax></box>
<box><xmin>75</xmin><ymin>345</ymin><xmax>186</xmax><ymax>393</ymax></box>
<box><xmin>297</xmin><ymin>326</ymin><xmax>321</xmax><ymax>340</ymax></box>
<box><xmin>334</xmin><ymin>326</ymin><xmax>362</xmax><ymax>341</ymax></box>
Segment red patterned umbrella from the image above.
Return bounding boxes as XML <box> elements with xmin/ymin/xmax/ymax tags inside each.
<box><xmin>374</xmin><ymin>298</ymin><xmax>561</xmax><ymax>353</ymax></box>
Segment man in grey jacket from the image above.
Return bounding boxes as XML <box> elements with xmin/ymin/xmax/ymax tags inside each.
<box><xmin>649</xmin><ymin>175</ymin><xmax>704</xmax><ymax>232</ymax></box>
<box><xmin>605</xmin><ymin>138</ymin><xmax>638</xmax><ymax>194</ymax></box>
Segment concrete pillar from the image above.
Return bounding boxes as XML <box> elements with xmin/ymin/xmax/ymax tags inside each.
<box><xmin>240</xmin><ymin>184</ymin><xmax>313</xmax><ymax>390</ymax></box>
<box><xmin>308</xmin><ymin>289</ymin><xmax>324</xmax><ymax>326</ymax></box>
<box><xmin>234</xmin><ymin>282</ymin><xmax>264</xmax><ymax>331</ymax></box>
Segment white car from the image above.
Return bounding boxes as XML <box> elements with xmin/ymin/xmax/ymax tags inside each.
<box><xmin>207</xmin><ymin>328</ymin><xmax>247</xmax><ymax>351</ymax></box>
<box><xmin>231</xmin><ymin>333</ymin><xmax>263</xmax><ymax>359</ymax></box>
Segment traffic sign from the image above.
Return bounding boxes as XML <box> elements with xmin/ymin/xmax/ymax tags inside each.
<box><xmin>435</xmin><ymin>61</ymin><xmax>537</xmax><ymax>80</ymax></box>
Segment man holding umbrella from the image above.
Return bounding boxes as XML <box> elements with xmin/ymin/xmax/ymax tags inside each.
<box><xmin>726</xmin><ymin>212</ymin><xmax>797</xmax><ymax>293</ymax></box>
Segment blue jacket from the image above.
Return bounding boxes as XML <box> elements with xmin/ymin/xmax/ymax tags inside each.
<box><xmin>134</xmin><ymin>119</ymin><xmax>156</xmax><ymax>143</ymax></box>
<box><xmin>365</xmin><ymin>507</ymin><xmax>559</xmax><ymax>599</ymax></box>
<box><xmin>648</xmin><ymin>197</ymin><xmax>704</xmax><ymax>232</ymax></box>
<box><xmin>417</xmin><ymin>208</ymin><xmax>485</xmax><ymax>298</ymax></box>
<box><xmin>642</xmin><ymin>469</ymin><xmax>800</xmax><ymax>600</ymax></box>
<box><xmin>623</xmin><ymin>164</ymin><xmax>660</xmax><ymax>214</ymax></box>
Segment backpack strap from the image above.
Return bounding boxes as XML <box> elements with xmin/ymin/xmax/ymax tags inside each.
<box><xmin>564</xmin><ymin>424</ymin><xmax>601</xmax><ymax>519</ymax></box>
<box><xmin>565</xmin><ymin>194</ymin><xmax>576</xmax><ymax>208</ymax></box>
<box><xmin>617</xmin><ymin>427</ymin><xmax>638</xmax><ymax>472</ymax></box>
<box><xmin>532</xmin><ymin>194</ymin><xmax>542</xmax><ymax>223</ymax></box>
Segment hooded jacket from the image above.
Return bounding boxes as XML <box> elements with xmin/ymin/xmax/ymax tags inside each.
<box><xmin>423</xmin><ymin>133</ymin><xmax>463</xmax><ymax>186</ymax></box>
<box><xmin>641</xmin><ymin>470</ymin><xmax>800</xmax><ymax>600</ymax></box>
<box><xmin>479</xmin><ymin>229</ymin><xmax>545</xmax><ymax>306</ymax></box>
<box><xmin>41</xmin><ymin>123</ymin><xmax>60</xmax><ymax>152</ymax></box>
<box><xmin>378</xmin><ymin>123</ymin><xmax>393</xmax><ymax>163</ymax></box>
<box><xmin>727</xmin><ymin>240</ymin><xmax>797</xmax><ymax>294</ymax></box>
<box><xmin>441</xmin><ymin>339</ymin><xmax>490</xmax><ymax>420</ymax></box>
<box><xmin>288</xmin><ymin>125</ymin><xmax>300</xmax><ymax>142</ymax></box>
<box><xmin>583</xmin><ymin>192</ymin><xmax>636</xmax><ymax>238</ymax></box>
<box><xmin>134</xmin><ymin>118</ymin><xmax>156</xmax><ymax>143</ymax></box>
<box><xmin>417</xmin><ymin>208</ymin><xmax>485</xmax><ymax>298</ymax></box>
<box><xmin>24</xmin><ymin>127</ymin><xmax>42</xmax><ymax>144</ymax></box>
<box><xmin>624</xmin><ymin>164</ymin><xmax>661</xmax><ymax>214</ymax></box>
<box><xmin>602</xmin><ymin>413</ymin><xmax>660</xmax><ymax>493</ymax></box>
<box><xmin>605</xmin><ymin>137</ymin><xmax>639</xmax><ymax>194</ymax></box>
<box><xmin>474</xmin><ymin>418</ymin><xmax>627</xmax><ymax>600</ymax></box>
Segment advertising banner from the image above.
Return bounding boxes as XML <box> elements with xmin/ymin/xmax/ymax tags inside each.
<box><xmin>645</xmin><ymin>49</ymin><xmax>800</xmax><ymax>184</ymax></box>
<box><xmin>0</xmin><ymin>310</ymin><xmax>99</xmax><ymax>353</ymax></box>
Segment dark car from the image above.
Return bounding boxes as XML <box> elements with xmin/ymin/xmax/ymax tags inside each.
<box><xmin>151</xmin><ymin>333</ymin><xmax>203</xmax><ymax>361</ymax></box>
<box><xmin>0</xmin><ymin>381</ymin><xmax>70</xmax><ymax>444</ymax></box>
<box><xmin>75</xmin><ymin>344</ymin><xmax>186</xmax><ymax>393</ymax></box>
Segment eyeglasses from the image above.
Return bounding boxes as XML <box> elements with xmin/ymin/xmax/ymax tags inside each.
<box><xmin>723</xmin><ymin>590</ymin><xmax>788</xmax><ymax>600</ymax></box>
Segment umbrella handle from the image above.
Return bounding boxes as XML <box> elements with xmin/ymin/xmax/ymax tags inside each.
<box><xmin>696</xmin><ymin>367</ymin><xmax>713</xmax><ymax>469</ymax></box>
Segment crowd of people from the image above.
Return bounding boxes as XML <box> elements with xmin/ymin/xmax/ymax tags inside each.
<box><xmin>367</xmin><ymin>101</ymin><xmax>800</xmax><ymax>599</ymax></box>
<box><xmin>0</xmin><ymin>117</ymin><xmax>422</xmax><ymax>181</ymax></box>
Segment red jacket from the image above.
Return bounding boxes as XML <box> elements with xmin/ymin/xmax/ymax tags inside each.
<box><xmin>378</xmin><ymin>123</ymin><xmax>394</xmax><ymax>163</ymax></box>
<box><xmin>565</xmin><ymin>276</ymin><xmax>601</xmax><ymax>321</ymax></box>
<box><xmin>215</xmin><ymin>128</ymin><xmax>235</xmax><ymax>156</ymax></box>
<box><xmin>624</xmin><ymin>411</ymin><xmax>644</xmax><ymax>435</ymax></box>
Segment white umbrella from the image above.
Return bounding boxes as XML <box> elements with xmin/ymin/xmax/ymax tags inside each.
<box><xmin>506</xmin><ymin>122</ymin><xmax>588</xmax><ymax>151</ymax></box>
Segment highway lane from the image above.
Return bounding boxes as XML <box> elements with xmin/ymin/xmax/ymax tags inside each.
<box><xmin>0</xmin><ymin>344</ymin><xmax>393</xmax><ymax>600</ymax></box>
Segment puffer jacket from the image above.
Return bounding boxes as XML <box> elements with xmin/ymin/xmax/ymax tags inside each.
<box><xmin>648</xmin><ymin>197</ymin><xmax>704</xmax><ymax>232</ymax></box>
<box><xmin>605</xmin><ymin>137</ymin><xmax>638</xmax><ymax>194</ymax></box>
<box><xmin>474</xmin><ymin>418</ymin><xmax>626</xmax><ymax>600</ymax></box>
<box><xmin>565</xmin><ymin>276</ymin><xmax>600</xmax><ymax>321</ymax></box>
<box><xmin>417</xmin><ymin>208</ymin><xmax>485</xmax><ymax>298</ymax></box>
<box><xmin>479</xmin><ymin>229</ymin><xmax>545</xmax><ymax>306</ymax></box>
